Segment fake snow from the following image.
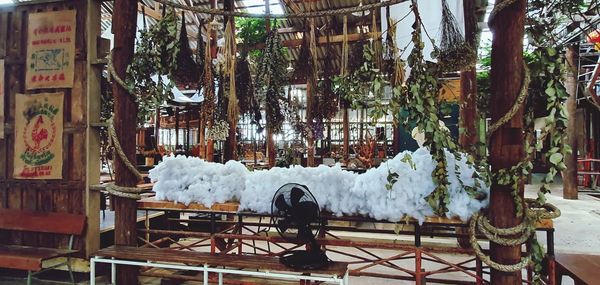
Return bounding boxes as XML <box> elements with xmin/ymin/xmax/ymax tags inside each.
<box><xmin>149</xmin><ymin>148</ymin><xmax>489</xmax><ymax>223</ymax></box>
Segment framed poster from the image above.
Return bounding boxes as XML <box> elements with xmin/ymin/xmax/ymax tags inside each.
<box><xmin>0</xmin><ymin>59</ymin><xmax>4</xmax><ymax>139</ymax></box>
<box><xmin>14</xmin><ymin>92</ymin><xmax>64</xmax><ymax>179</ymax></box>
<box><xmin>26</xmin><ymin>10</ymin><xmax>76</xmax><ymax>90</ymax></box>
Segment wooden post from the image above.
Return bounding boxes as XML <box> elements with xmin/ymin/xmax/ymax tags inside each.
<box><xmin>223</xmin><ymin>0</ymin><xmax>237</xmax><ymax>162</ymax></box>
<box><xmin>343</xmin><ymin>107</ymin><xmax>350</xmax><ymax>160</ymax></box>
<box><xmin>306</xmin><ymin>79</ymin><xmax>315</xmax><ymax>167</ymax></box>
<box><xmin>488</xmin><ymin>0</ymin><xmax>526</xmax><ymax>284</ymax></box>
<box><xmin>175</xmin><ymin>107</ymin><xmax>180</xmax><ymax>150</ymax></box>
<box><xmin>155</xmin><ymin>107</ymin><xmax>161</xmax><ymax>148</ymax></box>
<box><xmin>185</xmin><ymin>109</ymin><xmax>191</xmax><ymax>155</ymax></box>
<box><xmin>564</xmin><ymin>46</ymin><xmax>579</xmax><ymax>199</ymax></box>
<box><xmin>459</xmin><ymin>0</ymin><xmax>478</xmax><ymax>153</ymax></box>
<box><xmin>265</xmin><ymin>0</ymin><xmax>277</xmax><ymax>168</ymax></box>
<box><xmin>111</xmin><ymin>0</ymin><xmax>139</xmax><ymax>283</ymax></box>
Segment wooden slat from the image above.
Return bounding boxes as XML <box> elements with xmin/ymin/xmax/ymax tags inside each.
<box><xmin>96</xmin><ymin>246</ymin><xmax>348</xmax><ymax>277</ymax></box>
<box><xmin>555</xmin><ymin>253</ymin><xmax>600</xmax><ymax>284</ymax></box>
<box><xmin>0</xmin><ymin>245</ymin><xmax>78</xmax><ymax>271</ymax></box>
<box><xmin>0</xmin><ymin>208</ymin><xmax>86</xmax><ymax>235</ymax></box>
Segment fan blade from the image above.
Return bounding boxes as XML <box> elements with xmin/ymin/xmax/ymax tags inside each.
<box><xmin>275</xmin><ymin>194</ymin><xmax>291</xmax><ymax>212</ymax></box>
<box><xmin>278</xmin><ymin>218</ymin><xmax>293</xmax><ymax>233</ymax></box>
<box><xmin>295</xmin><ymin>201</ymin><xmax>319</xmax><ymax>224</ymax></box>
<box><xmin>290</xmin><ymin>187</ymin><xmax>306</xmax><ymax>207</ymax></box>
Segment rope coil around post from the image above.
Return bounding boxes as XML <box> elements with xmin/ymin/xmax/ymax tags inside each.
<box><xmin>106</xmin><ymin>51</ymin><xmax>145</xmax><ymax>199</ymax></box>
<box><xmin>105</xmin><ymin>116</ymin><xmax>145</xmax><ymax>200</ymax></box>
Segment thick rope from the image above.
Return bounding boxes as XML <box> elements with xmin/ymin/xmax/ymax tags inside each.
<box><xmin>107</xmin><ymin>51</ymin><xmax>137</xmax><ymax>103</ymax></box>
<box><xmin>106</xmin><ymin>116</ymin><xmax>145</xmax><ymax>200</ymax></box>
<box><xmin>153</xmin><ymin>0</ymin><xmax>408</xmax><ymax>19</ymax></box>
<box><xmin>469</xmin><ymin>213</ymin><xmax>532</xmax><ymax>272</ymax></box>
<box><xmin>487</xmin><ymin>62</ymin><xmax>530</xmax><ymax>139</ymax></box>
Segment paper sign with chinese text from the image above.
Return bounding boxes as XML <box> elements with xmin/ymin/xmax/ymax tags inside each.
<box><xmin>14</xmin><ymin>92</ymin><xmax>63</xmax><ymax>179</ymax></box>
<box><xmin>26</xmin><ymin>10</ymin><xmax>76</xmax><ymax>90</ymax></box>
<box><xmin>0</xmin><ymin>60</ymin><xmax>4</xmax><ymax>138</ymax></box>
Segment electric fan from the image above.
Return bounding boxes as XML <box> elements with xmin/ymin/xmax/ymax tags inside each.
<box><xmin>271</xmin><ymin>183</ymin><xmax>330</xmax><ymax>270</ymax></box>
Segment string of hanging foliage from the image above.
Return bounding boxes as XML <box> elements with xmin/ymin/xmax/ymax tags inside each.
<box><xmin>126</xmin><ymin>8</ymin><xmax>180</xmax><ymax>123</ymax></box>
<box><xmin>256</xmin><ymin>28</ymin><xmax>288</xmax><ymax>133</ymax></box>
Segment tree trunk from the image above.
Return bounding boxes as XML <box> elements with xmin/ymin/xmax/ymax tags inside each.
<box><xmin>564</xmin><ymin>46</ymin><xmax>579</xmax><ymax>199</ymax></box>
<box><xmin>489</xmin><ymin>0</ymin><xmax>526</xmax><ymax>284</ymax></box>
<box><xmin>111</xmin><ymin>0</ymin><xmax>139</xmax><ymax>283</ymax></box>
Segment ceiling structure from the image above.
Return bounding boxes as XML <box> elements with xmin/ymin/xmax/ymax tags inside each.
<box><xmin>100</xmin><ymin>0</ymin><xmax>384</xmax><ymax>75</ymax></box>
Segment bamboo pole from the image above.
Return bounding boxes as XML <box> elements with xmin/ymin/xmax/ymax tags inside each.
<box><xmin>111</xmin><ymin>0</ymin><xmax>138</xmax><ymax>283</ymax></box>
<box><xmin>488</xmin><ymin>0</ymin><xmax>526</xmax><ymax>284</ymax></box>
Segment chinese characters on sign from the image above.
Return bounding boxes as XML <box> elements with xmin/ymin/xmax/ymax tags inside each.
<box><xmin>26</xmin><ymin>10</ymin><xmax>76</xmax><ymax>90</ymax></box>
<box><xmin>0</xmin><ymin>60</ymin><xmax>4</xmax><ymax>138</ymax></box>
<box><xmin>14</xmin><ymin>92</ymin><xmax>64</xmax><ymax>179</ymax></box>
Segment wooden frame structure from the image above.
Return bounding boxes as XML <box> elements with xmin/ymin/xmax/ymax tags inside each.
<box><xmin>0</xmin><ymin>0</ymin><xmax>103</xmax><ymax>269</ymax></box>
<box><xmin>133</xmin><ymin>198</ymin><xmax>557</xmax><ymax>285</ymax></box>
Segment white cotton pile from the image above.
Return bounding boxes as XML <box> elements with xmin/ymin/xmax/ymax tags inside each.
<box><xmin>148</xmin><ymin>156</ymin><xmax>248</xmax><ymax>206</ymax></box>
<box><xmin>148</xmin><ymin>148</ymin><xmax>489</xmax><ymax>223</ymax></box>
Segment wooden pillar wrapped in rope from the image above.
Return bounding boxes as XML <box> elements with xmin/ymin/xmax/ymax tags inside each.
<box><xmin>111</xmin><ymin>0</ymin><xmax>139</xmax><ymax>283</ymax></box>
<box><xmin>488</xmin><ymin>0</ymin><xmax>526</xmax><ymax>284</ymax></box>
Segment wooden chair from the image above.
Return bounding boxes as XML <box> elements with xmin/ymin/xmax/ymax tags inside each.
<box><xmin>555</xmin><ymin>253</ymin><xmax>600</xmax><ymax>285</ymax></box>
<box><xmin>0</xmin><ymin>208</ymin><xmax>86</xmax><ymax>285</ymax></box>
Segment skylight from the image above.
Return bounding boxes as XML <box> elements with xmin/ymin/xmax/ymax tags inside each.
<box><xmin>240</xmin><ymin>0</ymin><xmax>284</xmax><ymax>15</ymax></box>
<box><xmin>0</xmin><ymin>0</ymin><xmax>14</xmax><ymax>5</ymax></box>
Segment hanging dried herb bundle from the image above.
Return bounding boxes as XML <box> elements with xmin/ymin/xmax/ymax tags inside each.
<box><xmin>201</xmin><ymin>23</ymin><xmax>215</xmax><ymax>123</ymax></box>
<box><xmin>317</xmin><ymin>29</ymin><xmax>339</xmax><ymax>120</ymax></box>
<box><xmin>438</xmin><ymin>0</ymin><xmax>476</xmax><ymax>72</ymax></box>
<box><xmin>173</xmin><ymin>12</ymin><xmax>200</xmax><ymax>85</ymax></box>
<box><xmin>256</xmin><ymin>29</ymin><xmax>288</xmax><ymax>133</ymax></box>
<box><xmin>195</xmin><ymin>20</ymin><xmax>206</xmax><ymax>90</ymax></box>
<box><xmin>221</xmin><ymin>19</ymin><xmax>238</xmax><ymax>124</ymax></box>
<box><xmin>236</xmin><ymin>57</ymin><xmax>255</xmax><ymax>115</ymax></box>
<box><xmin>383</xmin><ymin>6</ymin><xmax>405</xmax><ymax>85</ymax></box>
<box><xmin>293</xmin><ymin>30</ymin><xmax>312</xmax><ymax>81</ymax></box>
<box><xmin>127</xmin><ymin>8</ymin><xmax>180</xmax><ymax>123</ymax></box>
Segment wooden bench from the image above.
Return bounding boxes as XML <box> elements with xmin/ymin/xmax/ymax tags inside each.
<box><xmin>91</xmin><ymin>245</ymin><xmax>349</xmax><ymax>285</ymax></box>
<box><xmin>555</xmin><ymin>253</ymin><xmax>600</xmax><ymax>285</ymax></box>
<box><xmin>0</xmin><ymin>208</ymin><xmax>86</xmax><ymax>285</ymax></box>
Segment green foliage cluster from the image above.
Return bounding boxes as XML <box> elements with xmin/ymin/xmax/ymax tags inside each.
<box><xmin>126</xmin><ymin>8</ymin><xmax>180</xmax><ymax>124</ymax></box>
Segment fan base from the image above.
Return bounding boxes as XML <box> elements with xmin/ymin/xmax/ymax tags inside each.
<box><xmin>280</xmin><ymin>250</ymin><xmax>330</xmax><ymax>270</ymax></box>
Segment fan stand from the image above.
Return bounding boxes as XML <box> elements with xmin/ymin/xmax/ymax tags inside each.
<box><xmin>280</xmin><ymin>235</ymin><xmax>330</xmax><ymax>270</ymax></box>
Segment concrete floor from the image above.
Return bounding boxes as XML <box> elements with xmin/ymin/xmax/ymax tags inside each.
<box><xmin>1</xmin><ymin>175</ymin><xmax>595</xmax><ymax>284</ymax></box>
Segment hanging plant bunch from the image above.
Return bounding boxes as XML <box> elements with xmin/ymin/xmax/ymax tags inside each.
<box><xmin>437</xmin><ymin>0</ymin><xmax>476</xmax><ymax>72</ymax></box>
<box><xmin>195</xmin><ymin>20</ymin><xmax>206</xmax><ymax>90</ymax></box>
<box><xmin>236</xmin><ymin>57</ymin><xmax>255</xmax><ymax>116</ymax></box>
<box><xmin>317</xmin><ymin>29</ymin><xmax>339</xmax><ymax>121</ymax></box>
<box><xmin>173</xmin><ymin>12</ymin><xmax>200</xmax><ymax>86</ymax></box>
<box><xmin>201</xmin><ymin>21</ymin><xmax>216</xmax><ymax>124</ymax></box>
<box><xmin>256</xmin><ymin>28</ymin><xmax>289</xmax><ymax>133</ymax></box>
<box><xmin>402</xmin><ymin>3</ymin><xmax>459</xmax><ymax>216</ymax></box>
<box><xmin>126</xmin><ymin>8</ymin><xmax>180</xmax><ymax>123</ymax></box>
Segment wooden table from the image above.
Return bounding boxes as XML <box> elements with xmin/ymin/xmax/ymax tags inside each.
<box><xmin>555</xmin><ymin>253</ymin><xmax>600</xmax><ymax>285</ymax></box>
